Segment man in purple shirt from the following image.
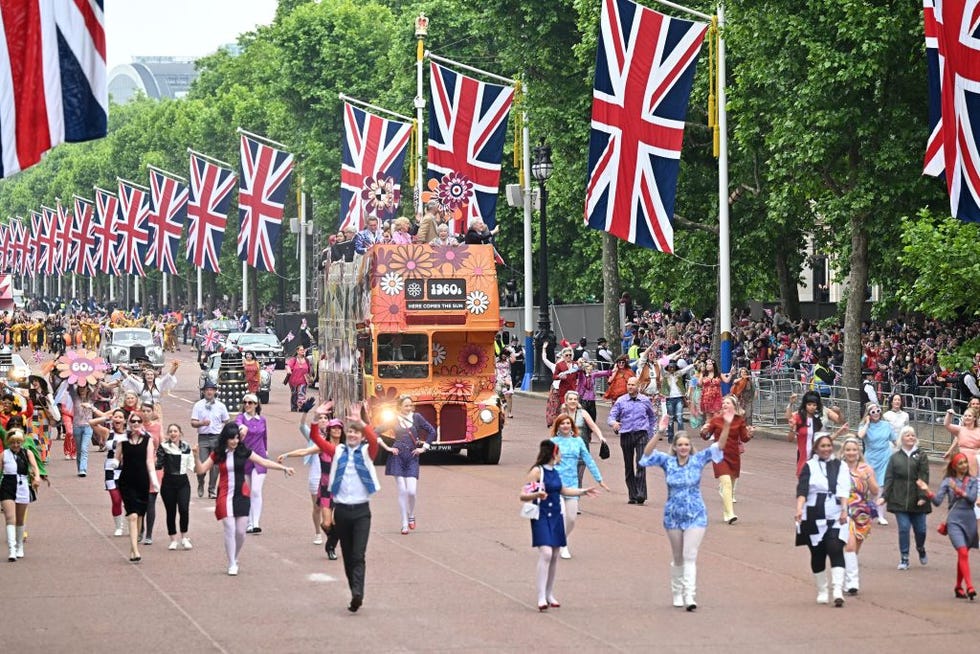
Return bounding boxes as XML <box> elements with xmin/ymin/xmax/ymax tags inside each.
<box><xmin>608</xmin><ymin>377</ymin><xmax>657</xmax><ymax>504</ymax></box>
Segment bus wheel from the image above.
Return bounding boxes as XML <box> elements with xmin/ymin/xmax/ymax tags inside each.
<box><xmin>483</xmin><ymin>432</ymin><xmax>502</xmax><ymax>465</ymax></box>
<box><xmin>466</xmin><ymin>440</ymin><xmax>485</xmax><ymax>463</ymax></box>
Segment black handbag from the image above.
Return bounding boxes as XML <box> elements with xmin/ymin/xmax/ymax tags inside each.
<box><xmin>599</xmin><ymin>441</ymin><xmax>611</xmax><ymax>460</ymax></box>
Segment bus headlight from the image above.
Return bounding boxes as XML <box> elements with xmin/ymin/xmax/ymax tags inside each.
<box><xmin>380</xmin><ymin>408</ymin><xmax>396</xmax><ymax>424</ymax></box>
<box><xmin>479</xmin><ymin>408</ymin><xmax>494</xmax><ymax>424</ymax></box>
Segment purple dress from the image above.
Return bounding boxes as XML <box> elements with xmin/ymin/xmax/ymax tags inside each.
<box><xmin>383</xmin><ymin>412</ymin><xmax>436</xmax><ymax>478</ymax></box>
<box><xmin>236</xmin><ymin>413</ymin><xmax>268</xmax><ymax>474</ymax></box>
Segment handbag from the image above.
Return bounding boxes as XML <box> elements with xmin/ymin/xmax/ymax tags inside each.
<box><xmin>520</xmin><ymin>466</ymin><xmax>544</xmax><ymax>520</ymax></box>
<box><xmin>599</xmin><ymin>440</ymin><xmax>610</xmax><ymax>460</ymax></box>
<box><xmin>937</xmin><ymin>521</ymin><xmax>948</xmax><ymax>536</ymax></box>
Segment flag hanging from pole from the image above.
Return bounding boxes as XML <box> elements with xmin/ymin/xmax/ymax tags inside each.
<box><xmin>73</xmin><ymin>196</ymin><xmax>97</xmax><ymax>276</ymax></box>
<box><xmin>584</xmin><ymin>0</ymin><xmax>708</xmax><ymax>253</ymax></box>
<box><xmin>187</xmin><ymin>152</ymin><xmax>235</xmax><ymax>273</ymax></box>
<box><xmin>116</xmin><ymin>179</ymin><xmax>151</xmax><ymax>277</ymax></box>
<box><xmin>0</xmin><ymin>223</ymin><xmax>7</xmax><ymax>272</ymax></box>
<box><xmin>40</xmin><ymin>205</ymin><xmax>58</xmax><ymax>276</ymax></box>
<box><xmin>148</xmin><ymin>168</ymin><xmax>189</xmax><ymax>274</ymax></box>
<box><xmin>0</xmin><ymin>0</ymin><xmax>108</xmax><ymax>179</ymax></box>
<box><xmin>237</xmin><ymin>133</ymin><xmax>294</xmax><ymax>272</ymax></box>
<box><xmin>921</xmin><ymin>0</ymin><xmax>980</xmax><ymax>222</ymax></box>
<box><xmin>94</xmin><ymin>187</ymin><xmax>120</xmax><ymax>275</ymax></box>
<box><xmin>56</xmin><ymin>199</ymin><xmax>73</xmax><ymax>275</ymax></box>
<box><xmin>339</xmin><ymin>101</ymin><xmax>412</xmax><ymax>232</ymax></box>
<box><xmin>426</xmin><ymin>61</ymin><xmax>514</xmax><ymax>233</ymax></box>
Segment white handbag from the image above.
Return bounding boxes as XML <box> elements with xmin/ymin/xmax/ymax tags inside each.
<box><xmin>519</xmin><ymin>466</ymin><xmax>544</xmax><ymax>520</ymax></box>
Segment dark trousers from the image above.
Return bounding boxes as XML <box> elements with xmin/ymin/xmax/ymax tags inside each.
<box><xmin>620</xmin><ymin>431</ymin><xmax>649</xmax><ymax>501</ymax></box>
<box><xmin>807</xmin><ymin>529</ymin><xmax>845</xmax><ymax>573</ymax></box>
<box><xmin>333</xmin><ymin>502</ymin><xmax>372</xmax><ymax>599</ymax></box>
<box><xmin>161</xmin><ymin>476</ymin><xmax>191</xmax><ymax>535</ymax></box>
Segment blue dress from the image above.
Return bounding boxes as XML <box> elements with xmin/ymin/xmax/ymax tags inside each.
<box><xmin>530</xmin><ymin>466</ymin><xmax>566</xmax><ymax>548</ymax></box>
<box><xmin>863</xmin><ymin>420</ymin><xmax>896</xmax><ymax>490</ymax></box>
<box><xmin>639</xmin><ymin>444</ymin><xmax>723</xmax><ymax>529</ymax></box>
<box><xmin>931</xmin><ymin>476</ymin><xmax>979</xmax><ymax>550</ymax></box>
<box><xmin>383</xmin><ymin>412</ymin><xmax>437</xmax><ymax>479</ymax></box>
<box><xmin>551</xmin><ymin>434</ymin><xmax>602</xmax><ymax>493</ymax></box>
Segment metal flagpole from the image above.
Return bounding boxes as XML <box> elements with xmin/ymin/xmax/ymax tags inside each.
<box><xmin>109</xmin><ymin>276</ymin><xmax>114</xmax><ymax>302</ymax></box>
<box><xmin>339</xmin><ymin>94</ymin><xmax>413</xmax><ymax>122</ymax></box>
<box><xmin>414</xmin><ymin>13</ymin><xmax>428</xmax><ymax>212</ymax></box>
<box><xmin>299</xmin><ymin>183</ymin><xmax>307</xmax><ymax>312</ymax></box>
<box><xmin>716</xmin><ymin>5</ymin><xmax>732</xmax><ymax>382</ymax></box>
<box><xmin>427</xmin><ymin>52</ymin><xmax>515</xmax><ymax>85</ymax></box>
<box><xmin>162</xmin><ymin>272</ymin><xmax>168</xmax><ymax>308</ymax></box>
<box><xmin>71</xmin><ymin>274</ymin><xmax>76</xmax><ymax>299</ymax></box>
<box><xmin>235</xmin><ymin>127</ymin><xmax>289</xmax><ymax>151</ymax></box>
<box><xmin>196</xmin><ymin>268</ymin><xmax>202</xmax><ymax>310</ymax></box>
<box><xmin>242</xmin><ymin>261</ymin><xmax>248</xmax><ymax>314</ymax></box>
<box><xmin>521</xmin><ymin>89</ymin><xmax>534</xmax><ymax>391</ymax></box>
<box><xmin>134</xmin><ymin>275</ymin><xmax>140</xmax><ymax>305</ymax></box>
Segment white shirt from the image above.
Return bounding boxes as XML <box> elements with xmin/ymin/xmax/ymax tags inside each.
<box><xmin>328</xmin><ymin>443</ymin><xmax>381</xmax><ymax>505</ymax></box>
<box><xmin>122</xmin><ymin>372</ymin><xmax>176</xmax><ymax>406</ymax></box>
<box><xmin>191</xmin><ymin>398</ymin><xmax>229</xmax><ymax>435</ymax></box>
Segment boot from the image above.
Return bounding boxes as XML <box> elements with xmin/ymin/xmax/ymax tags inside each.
<box><xmin>843</xmin><ymin>551</ymin><xmax>859</xmax><ymax>594</ymax></box>
<box><xmin>814</xmin><ymin>571</ymin><xmax>829</xmax><ymax>604</ymax></box>
<box><xmin>718</xmin><ymin>475</ymin><xmax>737</xmax><ymax>524</ymax></box>
<box><xmin>670</xmin><ymin>562</ymin><xmax>684</xmax><ymax>607</ymax></box>
<box><xmin>14</xmin><ymin>525</ymin><xmax>24</xmax><ymax>558</ymax></box>
<box><xmin>113</xmin><ymin>515</ymin><xmax>125</xmax><ymax>537</ymax></box>
<box><xmin>831</xmin><ymin>567</ymin><xmax>845</xmax><ymax>607</ymax></box>
<box><xmin>6</xmin><ymin>524</ymin><xmax>15</xmax><ymax>562</ymax></box>
<box><xmin>682</xmin><ymin>562</ymin><xmax>697</xmax><ymax>611</ymax></box>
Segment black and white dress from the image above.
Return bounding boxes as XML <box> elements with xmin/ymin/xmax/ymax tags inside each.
<box><xmin>796</xmin><ymin>457</ymin><xmax>851</xmax><ymax>547</ymax></box>
<box><xmin>104</xmin><ymin>430</ymin><xmax>125</xmax><ymax>491</ymax></box>
<box><xmin>1</xmin><ymin>449</ymin><xmax>35</xmax><ymax>504</ymax></box>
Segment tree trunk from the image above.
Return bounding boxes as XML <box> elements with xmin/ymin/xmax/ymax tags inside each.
<box><xmin>842</xmin><ymin>215</ymin><xmax>869</xmax><ymax>399</ymax></box>
<box><xmin>602</xmin><ymin>233</ymin><xmax>621</xmax><ymax>356</ymax></box>
<box><xmin>775</xmin><ymin>250</ymin><xmax>801</xmax><ymax>321</ymax></box>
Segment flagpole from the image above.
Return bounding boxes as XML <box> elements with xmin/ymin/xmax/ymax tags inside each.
<box><xmin>339</xmin><ymin>94</ymin><xmax>413</xmax><ymax>122</ymax></box>
<box><xmin>162</xmin><ymin>272</ymin><xmax>168</xmax><ymax>309</ymax></box>
<box><xmin>414</xmin><ymin>13</ymin><xmax>429</xmax><ymax>213</ymax></box>
<box><xmin>521</xmin><ymin>89</ymin><xmax>534</xmax><ymax>391</ymax></box>
<box><xmin>196</xmin><ymin>268</ymin><xmax>202</xmax><ymax>310</ymax></box>
<box><xmin>650</xmin><ymin>0</ymin><xmax>712</xmax><ymax>20</ymax></box>
<box><xmin>299</xmin><ymin>183</ymin><xmax>307</xmax><ymax>313</ymax></box>
<box><xmin>134</xmin><ymin>275</ymin><xmax>140</xmax><ymax>306</ymax></box>
<box><xmin>427</xmin><ymin>52</ymin><xmax>515</xmax><ymax>85</ymax></box>
<box><xmin>242</xmin><ymin>261</ymin><xmax>248</xmax><ymax>315</ymax></box>
<box><xmin>109</xmin><ymin>276</ymin><xmax>114</xmax><ymax>303</ymax></box>
<box><xmin>236</xmin><ymin>127</ymin><xmax>289</xmax><ymax>151</ymax></box>
<box><xmin>716</xmin><ymin>4</ymin><xmax>732</xmax><ymax>384</ymax></box>
<box><xmin>187</xmin><ymin>148</ymin><xmax>232</xmax><ymax>170</ymax></box>
<box><xmin>147</xmin><ymin>164</ymin><xmax>188</xmax><ymax>183</ymax></box>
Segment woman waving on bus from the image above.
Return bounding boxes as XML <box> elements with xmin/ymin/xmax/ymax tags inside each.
<box><xmin>381</xmin><ymin>395</ymin><xmax>436</xmax><ymax>535</ymax></box>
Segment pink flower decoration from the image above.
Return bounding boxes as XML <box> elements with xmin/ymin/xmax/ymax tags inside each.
<box><xmin>457</xmin><ymin>343</ymin><xmax>489</xmax><ymax>375</ymax></box>
<box><xmin>436</xmin><ymin>172</ymin><xmax>473</xmax><ymax>212</ymax></box>
<box><xmin>56</xmin><ymin>350</ymin><xmax>108</xmax><ymax>387</ymax></box>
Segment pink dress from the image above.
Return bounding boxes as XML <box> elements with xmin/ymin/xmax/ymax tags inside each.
<box><xmin>700</xmin><ymin>376</ymin><xmax>722</xmax><ymax>416</ymax></box>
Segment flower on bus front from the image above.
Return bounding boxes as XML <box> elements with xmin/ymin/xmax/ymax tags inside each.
<box><xmin>431</xmin><ymin>341</ymin><xmax>447</xmax><ymax>366</ymax></box>
<box><xmin>379</xmin><ymin>272</ymin><xmax>405</xmax><ymax>296</ymax></box>
<box><xmin>458</xmin><ymin>343</ymin><xmax>489</xmax><ymax>375</ymax></box>
<box><xmin>465</xmin><ymin>290</ymin><xmax>490</xmax><ymax>315</ymax></box>
<box><xmin>441</xmin><ymin>378</ymin><xmax>474</xmax><ymax>402</ymax></box>
<box><xmin>389</xmin><ymin>244</ymin><xmax>435</xmax><ymax>279</ymax></box>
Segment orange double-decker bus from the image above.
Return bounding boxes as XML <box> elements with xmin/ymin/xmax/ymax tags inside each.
<box><xmin>319</xmin><ymin>243</ymin><xmax>503</xmax><ymax>463</ymax></box>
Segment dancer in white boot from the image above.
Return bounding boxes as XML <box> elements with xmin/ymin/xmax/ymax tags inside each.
<box><xmin>840</xmin><ymin>436</ymin><xmax>879</xmax><ymax>595</ymax></box>
<box><xmin>1</xmin><ymin>430</ymin><xmax>40</xmax><ymax>561</ymax></box>
<box><xmin>796</xmin><ymin>434</ymin><xmax>851</xmax><ymax>607</ymax></box>
<box><xmin>640</xmin><ymin>407</ymin><xmax>733</xmax><ymax>611</ymax></box>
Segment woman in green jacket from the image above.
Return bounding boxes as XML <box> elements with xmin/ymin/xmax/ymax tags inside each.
<box><xmin>878</xmin><ymin>426</ymin><xmax>931</xmax><ymax>570</ymax></box>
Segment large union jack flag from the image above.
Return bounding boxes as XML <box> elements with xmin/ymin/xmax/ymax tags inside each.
<box><xmin>427</xmin><ymin>62</ymin><xmax>514</xmax><ymax>233</ymax></box>
<box><xmin>340</xmin><ymin>102</ymin><xmax>412</xmax><ymax>232</ymax></box>
<box><xmin>39</xmin><ymin>205</ymin><xmax>59</xmax><ymax>275</ymax></box>
<box><xmin>0</xmin><ymin>0</ymin><xmax>107</xmax><ymax>179</ymax></box>
<box><xmin>116</xmin><ymin>179</ymin><xmax>150</xmax><ymax>277</ymax></box>
<box><xmin>0</xmin><ymin>223</ymin><xmax>7</xmax><ymax>272</ymax></box>
<box><xmin>94</xmin><ymin>186</ymin><xmax>119</xmax><ymax>275</ymax></box>
<box><xmin>187</xmin><ymin>152</ymin><xmax>236</xmax><ymax>273</ymax></box>
<box><xmin>12</xmin><ymin>217</ymin><xmax>29</xmax><ymax>276</ymax></box>
<box><xmin>148</xmin><ymin>168</ymin><xmax>188</xmax><ymax>275</ymax></box>
<box><xmin>56</xmin><ymin>199</ymin><xmax>73</xmax><ymax>274</ymax></box>
<box><xmin>73</xmin><ymin>195</ymin><xmax>97</xmax><ymax>276</ymax></box>
<box><xmin>27</xmin><ymin>211</ymin><xmax>43</xmax><ymax>277</ymax></box>
<box><xmin>922</xmin><ymin>0</ymin><xmax>980</xmax><ymax>222</ymax></box>
<box><xmin>584</xmin><ymin>0</ymin><xmax>707</xmax><ymax>253</ymax></box>
<box><xmin>237</xmin><ymin>134</ymin><xmax>294</xmax><ymax>272</ymax></box>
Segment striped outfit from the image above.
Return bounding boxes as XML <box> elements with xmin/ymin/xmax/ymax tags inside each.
<box><xmin>211</xmin><ymin>446</ymin><xmax>253</xmax><ymax>520</ymax></box>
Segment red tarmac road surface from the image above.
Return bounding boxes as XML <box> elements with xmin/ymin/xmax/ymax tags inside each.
<box><xmin>3</xmin><ymin>348</ymin><xmax>980</xmax><ymax>652</ymax></box>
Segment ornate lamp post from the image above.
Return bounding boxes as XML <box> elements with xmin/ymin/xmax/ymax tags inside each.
<box><xmin>530</xmin><ymin>141</ymin><xmax>554</xmax><ymax>392</ymax></box>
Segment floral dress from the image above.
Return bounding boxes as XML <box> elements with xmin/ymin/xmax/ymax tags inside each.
<box><xmin>639</xmin><ymin>444</ymin><xmax>723</xmax><ymax>530</ymax></box>
<box><xmin>699</xmin><ymin>376</ymin><xmax>722</xmax><ymax>416</ymax></box>
<box><xmin>847</xmin><ymin>462</ymin><xmax>877</xmax><ymax>542</ymax></box>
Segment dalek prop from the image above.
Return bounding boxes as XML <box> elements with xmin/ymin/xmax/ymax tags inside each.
<box><xmin>217</xmin><ymin>346</ymin><xmax>247</xmax><ymax>411</ymax></box>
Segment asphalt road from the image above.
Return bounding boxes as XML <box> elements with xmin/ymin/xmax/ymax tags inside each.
<box><xmin>3</xmin><ymin>346</ymin><xmax>979</xmax><ymax>653</ymax></box>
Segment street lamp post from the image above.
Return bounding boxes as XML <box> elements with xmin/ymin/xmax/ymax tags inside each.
<box><xmin>530</xmin><ymin>141</ymin><xmax>554</xmax><ymax>392</ymax></box>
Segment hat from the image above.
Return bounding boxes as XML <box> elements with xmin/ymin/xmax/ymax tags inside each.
<box><xmin>666</xmin><ymin>360</ymin><xmax>678</xmax><ymax>370</ymax></box>
<box><xmin>242</xmin><ymin>393</ymin><xmax>259</xmax><ymax>404</ymax></box>
<box><xmin>202</xmin><ymin>378</ymin><xmax>218</xmax><ymax>390</ymax></box>
<box><xmin>325</xmin><ymin>418</ymin><xmax>343</xmax><ymax>428</ymax></box>
<box><xmin>28</xmin><ymin>375</ymin><xmax>50</xmax><ymax>394</ymax></box>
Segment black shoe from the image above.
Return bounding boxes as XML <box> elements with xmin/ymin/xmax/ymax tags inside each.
<box><xmin>208</xmin><ymin>491</ymin><xmax>218</xmax><ymax>499</ymax></box>
<box><xmin>347</xmin><ymin>594</ymin><xmax>363</xmax><ymax>612</ymax></box>
<box><xmin>197</xmin><ymin>480</ymin><xmax>204</xmax><ymax>498</ymax></box>
<box><xmin>628</xmin><ymin>499</ymin><xmax>637</xmax><ymax>505</ymax></box>
<box><xmin>251</xmin><ymin>527</ymin><xmax>262</xmax><ymax>534</ymax></box>
<box><xmin>635</xmin><ymin>497</ymin><xmax>646</xmax><ymax>505</ymax></box>
<box><xmin>847</xmin><ymin>588</ymin><xmax>858</xmax><ymax>595</ymax></box>
<box><xmin>327</xmin><ymin>547</ymin><xmax>337</xmax><ymax>561</ymax></box>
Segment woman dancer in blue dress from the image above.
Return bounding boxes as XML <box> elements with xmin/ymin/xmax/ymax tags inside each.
<box><xmin>639</xmin><ymin>408</ymin><xmax>733</xmax><ymax>611</ymax></box>
<box><xmin>520</xmin><ymin>440</ymin><xmax>597</xmax><ymax>611</ymax></box>
<box><xmin>550</xmin><ymin>412</ymin><xmax>609</xmax><ymax>560</ymax></box>
<box><xmin>381</xmin><ymin>396</ymin><xmax>436</xmax><ymax>534</ymax></box>
<box><xmin>858</xmin><ymin>402</ymin><xmax>896</xmax><ymax>525</ymax></box>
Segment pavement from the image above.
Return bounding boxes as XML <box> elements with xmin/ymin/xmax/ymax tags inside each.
<box><xmin>3</xmin><ymin>348</ymin><xmax>980</xmax><ymax>653</ymax></box>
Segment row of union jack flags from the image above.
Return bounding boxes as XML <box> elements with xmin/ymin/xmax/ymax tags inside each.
<box><xmin>0</xmin><ymin>133</ymin><xmax>294</xmax><ymax>277</ymax></box>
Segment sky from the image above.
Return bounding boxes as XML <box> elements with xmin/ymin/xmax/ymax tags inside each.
<box><xmin>104</xmin><ymin>0</ymin><xmax>279</xmax><ymax>71</ymax></box>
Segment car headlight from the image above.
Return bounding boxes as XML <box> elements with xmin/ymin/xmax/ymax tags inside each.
<box><xmin>479</xmin><ymin>409</ymin><xmax>494</xmax><ymax>424</ymax></box>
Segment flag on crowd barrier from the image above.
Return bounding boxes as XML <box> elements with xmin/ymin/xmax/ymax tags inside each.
<box><xmin>340</xmin><ymin>101</ymin><xmax>412</xmax><ymax>232</ymax></box>
<box><xmin>94</xmin><ymin>187</ymin><xmax>120</xmax><ymax>275</ymax></box>
<box><xmin>427</xmin><ymin>61</ymin><xmax>514</xmax><ymax>233</ymax></box>
<box><xmin>116</xmin><ymin>179</ymin><xmax>150</xmax><ymax>277</ymax></box>
<box><xmin>0</xmin><ymin>0</ymin><xmax>108</xmax><ymax>178</ymax></box>
<box><xmin>584</xmin><ymin>0</ymin><xmax>708</xmax><ymax>252</ymax></box>
<box><xmin>921</xmin><ymin>0</ymin><xmax>980</xmax><ymax>222</ymax></box>
<box><xmin>237</xmin><ymin>133</ymin><xmax>294</xmax><ymax>272</ymax></box>
<box><xmin>187</xmin><ymin>152</ymin><xmax>236</xmax><ymax>273</ymax></box>
<box><xmin>73</xmin><ymin>195</ymin><xmax>97</xmax><ymax>276</ymax></box>
<box><xmin>147</xmin><ymin>167</ymin><xmax>189</xmax><ymax>275</ymax></box>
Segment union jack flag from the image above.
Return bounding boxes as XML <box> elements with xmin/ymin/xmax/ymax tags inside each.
<box><xmin>201</xmin><ymin>328</ymin><xmax>221</xmax><ymax>352</ymax></box>
<box><xmin>187</xmin><ymin>153</ymin><xmax>236</xmax><ymax>273</ymax></box>
<box><xmin>0</xmin><ymin>0</ymin><xmax>107</xmax><ymax>179</ymax></box>
<box><xmin>237</xmin><ymin>134</ymin><xmax>294</xmax><ymax>272</ymax></box>
<box><xmin>116</xmin><ymin>179</ymin><xmax>151</xmax><ymax>277</ymax></box>
<box><xmin>11</xmin><ymin>218</ymin><xmax>28</xmax><ymax>276</ymax></box>
<box><xmin>0</xmin><ymin>223</ymin><xmax>7</xmax><ymax>272</ymax></box>
<box><xmin>427</xmin><ymin>62</ymin><xmax>514</xmax><ymax>233</ymax></box>
<box><xmin>94</xmin><ymin>187</ymin><xmax>120</xmax><ymax>275</ymax></box>
<box><xmin>39</xmin><ymin>206</ymin><xmax>58</xmax><ymax>276</ymax></box>
<box><xmin>584</xmin><ymin>0</ymin><xmax>707</xmax><ymax>252</ymax></box>
<box><xmin>56</xmin><ymin>199</ymin><xmax>73</xmax><ymax>274</ymax></box>
<box><xmin>28</xmin><ymin>210</ymin><xmax>43</xmax><ymax>277</ymax></box>
<box><xmin>147</xmin><ymin>168</ymin><xmax>189</xmax><ymax>275</ymax></box>
<box><xmin>923</xmin><ymin>0</ymin><xmax>980</xmax><ymax>221</ymax></box>
<box><xmin>72</xmin><ymin>195</ymin><xmax>97</xmax><ymax>276</ymax></box>
<box><xmin>340</xmin><ymin>102</ymin><xmax>412</xmax><ymax>232</ymax></box>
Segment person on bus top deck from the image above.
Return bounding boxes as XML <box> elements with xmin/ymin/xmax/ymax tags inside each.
<box><xmin>354</xmin><ymin>216</ymin><xmax>384</xmax><ymax>254</ymax></box>
<box><xmin>463</xmin><ymin>220</ymin><xmax>499</xmax><ymax>245</ymax></box>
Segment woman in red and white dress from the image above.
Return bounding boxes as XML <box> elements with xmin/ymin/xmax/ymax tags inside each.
<box><xmin>193</xmin><ymin>423</ymin><xmax>294</xmax><ymax>576</ymax></box>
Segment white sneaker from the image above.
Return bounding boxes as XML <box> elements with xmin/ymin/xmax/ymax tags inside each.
<box><xmin>313</xmin><ymin>535</ymin><xmax>324</xmax><ymax>545</ymax></box>
<box><xmin>168</xmin><ymin>541</ymin><xmax>179</xmax><ymax>551</ymax></box>
<box><xmin>877</xmin><ymin>516</ymin><xmax>889</xmax><ymax>526</ymax></box>
<box><xmin>15</xmin><ymin>545</ymin><xmax>24</xmax><ymax>558</ymax></box>
<box><xmin>113</xmin><ymin>527</ymin><xmax>124</xmax><ymax>537</ymax></box>
<box><xmin>228</xmin><ymin>563</ymin><xmax>239</xmax><ymax>576</ymax></box>
<box><xmin>559</xmin><ymin>546</ymin><xmax>571</xmax><ymax>559</ymax></box>
<box><xmin>181</xmin><ymin>538</ymin><xmax>193</xmax><ymax>550</ymax></box>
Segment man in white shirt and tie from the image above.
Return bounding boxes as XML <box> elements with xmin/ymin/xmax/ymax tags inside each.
<box><xmin>190</xmin><ymin>379</ymin><xmax>229</xmax><ymax>498</ymax></box>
